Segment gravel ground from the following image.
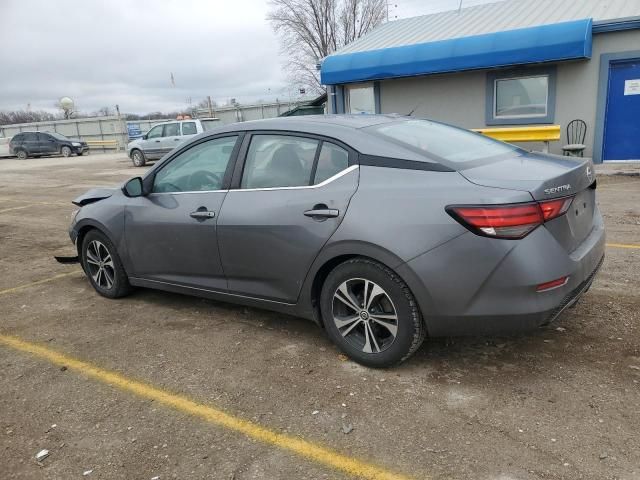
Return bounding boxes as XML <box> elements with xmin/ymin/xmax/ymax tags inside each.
<box><xmin>0</xmin><ymin>153</ymin><xmax>639</xmax><ymax>480</ymax></box>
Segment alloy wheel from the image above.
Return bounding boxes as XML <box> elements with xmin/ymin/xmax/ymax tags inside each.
<box><xmin>85</xmin><ymin>240</ymin><xmax>115</xmax><ymax>290</ymax></box>
<box><xmin>332</xmin><ymin>278</ymin><xmax>399</xmax><ymax>354</ymax></box>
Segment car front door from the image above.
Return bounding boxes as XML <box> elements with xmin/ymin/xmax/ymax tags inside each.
<box><xmin>160</xmin><ymin>122</ymin><xmax>181</xmax><ymax>155</ymax></box>
<box><xmin>217</xmin><ymin>133</ymin><xmax>358</xmax><ymax>302</ymax></box>
<box><xmin>142</xmin><ymin>124</ymin><xmax>165</xmax><ymax>159</ymax></box>
<box><xmin>124</xmin><ymin>134</ymin><xmax>241</xmax><ymax>291</ymax></box>
<box><xmin>39</xmin><ymin>133</ymin><xmax>57</xmax><ymax>154</ymax></box>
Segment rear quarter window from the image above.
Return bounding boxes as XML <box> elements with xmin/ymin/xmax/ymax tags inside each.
<box><xmin>371</xmin><ymin>119</ymin><xmax>519</xmax><ymax>165</ymax></box>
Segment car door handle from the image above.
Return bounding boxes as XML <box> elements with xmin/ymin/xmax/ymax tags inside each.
<box><xmin>189</xmin><ymin>210</ymin><xmax>215</xmax><ymax>220</ymax></box>
<box><xmin>155</xmin><ymin>140</ymin><xmax>161</xmax><ymax>143</ymax></box>
<box><xmin>304</xmin><ymin>208</ymin><xmax>339</xmax><ymax>218</ymax></box>
<box><xmin>174</xmin><ymin>138</ymin><xmax>181</xmax><ymax>141</ymax></box>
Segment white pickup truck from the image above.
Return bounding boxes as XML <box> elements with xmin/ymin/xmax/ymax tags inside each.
<box><xmin>0</xmin><ymin>137</ymin><xmax>12</xmax><ymax>157</ymax></box>
<box><xmin>126</xmin><ymin>118</ymin><xmax>219</xmax><ymax>167</ymax></box>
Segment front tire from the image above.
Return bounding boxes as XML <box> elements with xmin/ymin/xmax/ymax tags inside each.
<box><xmin>81</xmin><ymin>230</ymin><xmax>133</xmax><ymax>298</ymax></box>
<box><xmin>320</xmin><ymin>258</ymin><xmax>426</xmax><ymax>368</ymax></box>
<box><xmin>131</xmin><ymin>149</ymin><xmax>146</xmax><ymax>167</ymax></box>
<box><xmin>77</xmin><ymin>151</ymin><xmax>84</xmax><ymax>156</ymax></box>
<box><xmin>61</xmin><ymin>146</ymin><xmax>72</xmax><ymax>157</ymax></box>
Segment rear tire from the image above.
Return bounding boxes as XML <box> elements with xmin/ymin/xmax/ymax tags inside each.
<box><xmin>320</xmin><ymin>257</ymin><xmax>426</xmax><ymax>368</ymax></box>
<box><xmin>16</xmin><ymin>149</ymin><xmax>28</xmax><ymax>160</ymax></box>
<box><xmin>61</xmin><ymin>146</ymin><xmax>72</xmax><ymax>157</ymax></box>
<box><xmin>81</xmin><ymin>230</ymin><xmax>133</xmax><ymax>299</ymax></box>
<box><xmin>131</xmin><ymin>149</ymin><xmax>146</xmax><ymax>167</ymax></box>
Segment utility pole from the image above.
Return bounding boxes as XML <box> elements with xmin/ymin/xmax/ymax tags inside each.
<box><xmin>207</xmin><ymin>96</ymin><xmax>213</xmax><ymax>117</ymax></box>
<box><xmin>458</xmin><ymin>0</ymin><xmax>464</xmax><ymax>13</ymax></box>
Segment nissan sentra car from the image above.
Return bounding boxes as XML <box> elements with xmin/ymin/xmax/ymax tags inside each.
<box><xmin>67</xmin><ymin>115</ymin><xmax>605</xmax><ymax>367</ymax></box>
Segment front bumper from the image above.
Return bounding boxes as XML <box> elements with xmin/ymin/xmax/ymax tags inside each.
<box><xmin>398</xmin><ymin>209</ymin><xmax>606</xmax><ymax>336</ymax></box>
<box><xmin>73</xmin><ymin>145</ymin><xmax>89</xmax><ymax>154</ymax></box>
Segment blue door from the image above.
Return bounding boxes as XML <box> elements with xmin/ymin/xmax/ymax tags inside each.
<box><xmin>603</xmin><ymin>60</ymin><xmax>640</xmax><ymax>161</ymax></box>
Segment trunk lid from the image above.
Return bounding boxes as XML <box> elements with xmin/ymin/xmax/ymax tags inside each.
<box><xmin>459</xmin><ymin>152</ymin><xmax>597</xmax><ymax>251</ymax></box>
<box><xmin>459</xmin><ymin>152</ymin><xmax>594</xmax><ymax>200</ymax></box>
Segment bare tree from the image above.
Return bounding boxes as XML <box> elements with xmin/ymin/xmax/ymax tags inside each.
<box><xmin>0</xmin><ymin>110</ymin><xmax>59</xmax><ymax>126</ymax></box>
<box><xmin>97</xmin><ymin>106</ymin><xmax>113</xmax><ymax>116</ymax></box>
<box><xmin>268</xmin><ymin>0</ymin><xmax>385</xmax><ymax>92</ymax></box>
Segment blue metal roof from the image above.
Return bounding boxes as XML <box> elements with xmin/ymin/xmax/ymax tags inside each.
<box><xmin>321</xmin><ymin>18</ymin><xmax>593</xmax><ymax>85</ymax></box>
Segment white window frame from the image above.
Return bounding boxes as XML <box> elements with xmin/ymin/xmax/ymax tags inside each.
<box><xmin>345</xmin><ymin>82</ymin><xmax>376</xmax><ymax>114</ymax></box>
<box><xmin>493</xmin><ymin>74</ymin><xmax>549</xmax><ymax>119</ymax></box>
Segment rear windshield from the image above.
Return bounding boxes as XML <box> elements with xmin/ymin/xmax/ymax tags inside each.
<box><xmin>370</xmin><ymin>119</ymin><xmax>519</xmax><ymax>164</ymax></box>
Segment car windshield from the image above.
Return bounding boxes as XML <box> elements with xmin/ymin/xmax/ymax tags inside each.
<box><xmin>48</xmin><ymin>132</ymin><xmax>69</xmax><ymax>140</ymax></box>
<box><xmin>370</xmin><ymin>119</ymin><xmax>520</xmax><ymax>164</ymax></box>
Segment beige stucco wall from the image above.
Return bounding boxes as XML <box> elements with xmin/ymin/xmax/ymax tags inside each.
<box><xmin>376</xmin><ymin>29</ymin><xmax>640</xmax><ymax>157</ymax></box>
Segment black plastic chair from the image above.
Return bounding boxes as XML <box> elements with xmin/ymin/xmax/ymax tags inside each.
<box><xmin>562</xmin><ymin>119</ymin><xmax>587</xmax><ymax>157</ymax></box>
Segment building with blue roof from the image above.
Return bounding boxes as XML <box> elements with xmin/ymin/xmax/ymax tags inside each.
<box><xmin>321</xmin><ymin>0</ymin><xmax>640</xmax><ymax>162</ymax></box>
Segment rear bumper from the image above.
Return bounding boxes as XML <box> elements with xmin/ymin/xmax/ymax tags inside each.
<box><xmin>398</xmin><ymin>208</ymin><xmax>606</xmax><ymax>336</ymax></box>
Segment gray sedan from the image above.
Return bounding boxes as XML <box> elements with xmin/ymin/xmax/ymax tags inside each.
<box><xmin>68</xmin><ymin>115</ymin><xmax>605</xmax><ymax>367</ymax></box>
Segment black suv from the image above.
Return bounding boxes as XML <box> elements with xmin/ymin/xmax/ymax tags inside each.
<box><xmin>9</xmin><ymin>132</ymin><xmax>89</xmax><ymax>159</ymax></box>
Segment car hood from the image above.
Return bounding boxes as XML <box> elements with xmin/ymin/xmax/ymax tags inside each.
<box><xmin>127</xmin><ymin>138</ymin><xmax>143</xmax><ymax>148</ymax></box>
<box><xmin>458</xmin><ymin>152</ymin><xmax>594</xmax><ymax>200</ymax></box>
<box><xmin>72</xmin><ymin>187</ymin><xmax>116</xmax><ymax>206</ymax></box>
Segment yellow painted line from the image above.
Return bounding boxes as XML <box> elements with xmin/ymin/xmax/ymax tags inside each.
<box><xmin>0</xmin><ymin>202</ymin><xmax>69</xmax><ymax>213</ymax></box>
<box><xmin>606</xmin><ymin>243</ymin><xmax>640</xmax><ymax>250</ymax></box>
<box><xmin>0</xmin><ymin>270</ymin><xmax>82</xmax><ymax>296</ymax></box>
<box><xmin>0</xmin><ymin>334</ymin><xmax>413</xmax><ymax>480</ymax></box>
<box><xmin>0</xmin><ymin>204</ymin><xmax>37</xmax><ymax>214</ymax></box>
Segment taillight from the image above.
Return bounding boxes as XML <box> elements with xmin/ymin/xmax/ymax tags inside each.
<box><xmin>447</xmin><ymin>196</ymin><xmax>573</xmax><ymax>239</ymax></box>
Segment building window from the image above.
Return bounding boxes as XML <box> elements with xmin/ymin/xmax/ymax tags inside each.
<box><xmin>486</xmin><ymin>68</ymin><xmax>556</xmax><ymax>125</ymax></box>
<box><xmin>345</xmin><ymin>83</ymin><xmax>375</xmax><ymax>114</ymax></box>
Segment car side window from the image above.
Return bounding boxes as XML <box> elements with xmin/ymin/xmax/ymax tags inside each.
<box><xmin>241</xmin><ymin>135</ymin><xmax>318</xmax><ymax>189</ymax></box>
<box><xmin>164</xmin><ymin>123</ymin><xmax>180</xmax><ymax>137</ymax></box>
<box><xmin>24</xmin><ymin>133</ymin><xmax>37</xmax><ymax>141</ymax></box>
<box><xmin>314</xmin><ymin>143</ymin><xmax>349</xmax><ymax>184</ymax></box>
<box><xmin>152</xmin><ymin>136</ymin><xmax>238</xmax><ymax>193</ymax></box>
<box><xmin>182</xmin><ymin>122</ymin><xmax>197</xmax><ymax>135</ymax></box>
<box><xmin>147</xmin><ymin>125</ymin><xmax>164</xmax><ymax>139</ymax></box>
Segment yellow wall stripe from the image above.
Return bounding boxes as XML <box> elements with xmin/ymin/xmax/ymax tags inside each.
<box><xmin>0</xmin><ymin>334</ymin><xmax>414</xmax><ymax>480</ymax></box>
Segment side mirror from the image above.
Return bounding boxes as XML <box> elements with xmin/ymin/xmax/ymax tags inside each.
<box><xmin>142</xmin><ymin>134</ymin><xmax>148</xmax><ymax>140</ymax></box>
<box><xmin>123</xmin><ymin>177</ymin><xmax>144</xmax><ymax>197</ymax></box>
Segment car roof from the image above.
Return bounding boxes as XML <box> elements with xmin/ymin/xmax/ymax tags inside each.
<box><xmin>199</xmin><ymin>114</ymin><xmax>435</xmax><ymax>162</ymax></box>
<box><xmin>232</xmin><ymin>114</ymin><xmax>403</xmax><ymax>130</ymax></box>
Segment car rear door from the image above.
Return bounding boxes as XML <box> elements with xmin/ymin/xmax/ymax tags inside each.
<box><xmin>124</xmin><ymin>134</ymin><xmax>241</xmax><ymax>291</ymax></box>
<box><xmin>22</xmin><ymin>133</ymin><xmax>40</xmax><ymax>155</ymax></box>
<box><xmin>217</xmin><ymin>132</ymin><xmax>358</xmax><ymax>302</ymax></box>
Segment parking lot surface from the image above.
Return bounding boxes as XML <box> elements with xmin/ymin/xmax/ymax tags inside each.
<box><xmin>1</xmin><ymin>153</ymin><xmax>639</xmax><ymax>480</ymax></box>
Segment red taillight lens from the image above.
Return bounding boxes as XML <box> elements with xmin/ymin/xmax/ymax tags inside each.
<box><xmin>447</xmin><ymin>196</ymin><xmax>574</xmax><ymax>239</ymax></box>
<box><xmin>539</xmin><ymin>197</ymin><xmax>573</xmax><ymax>221</ymax></box>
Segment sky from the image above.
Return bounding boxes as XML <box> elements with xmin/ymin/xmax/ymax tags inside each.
<box><xmin>0</xmin><ymin>0</ymin><xmax>503</xmax><ymax>115</ymax></box>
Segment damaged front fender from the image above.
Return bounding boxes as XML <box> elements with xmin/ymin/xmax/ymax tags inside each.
<box><xmin>72</xmin><ymin>188</ymin><xmax>116</xmax><ymax>207</ymax></box>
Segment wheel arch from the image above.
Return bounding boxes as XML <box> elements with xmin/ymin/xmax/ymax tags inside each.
<box><xmin>74</xmin><ymin>219</ymin><xmax>118</xmax><ymax>259</ymax></box>
<box><xmin>299</xmin><ymin>241</ymin><xmax>434</xmax><ymax>332</ymax></box>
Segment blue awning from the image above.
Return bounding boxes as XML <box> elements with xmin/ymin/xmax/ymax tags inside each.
<box><xmin>321</xmin><ymin>18</ymin><xmax>593</xmax><ymax>85</ymax></box>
